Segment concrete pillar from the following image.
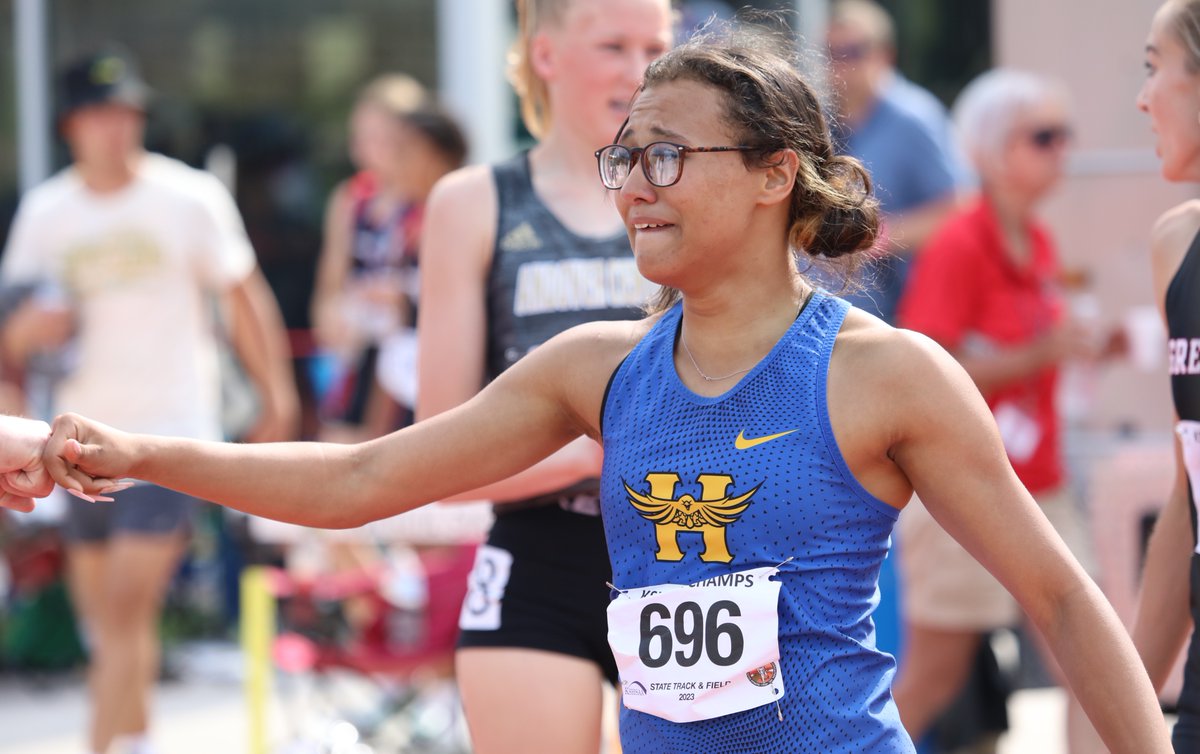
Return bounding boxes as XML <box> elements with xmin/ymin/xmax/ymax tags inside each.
<box><xmin>15</xmin><ymin>0</ymin><xmax>52</xmax><ymax>192</ymax></box>
<box><xmin>436</xmin><ymin>0</ymin><xmax>516</xmax><ymax>165</ymax></box>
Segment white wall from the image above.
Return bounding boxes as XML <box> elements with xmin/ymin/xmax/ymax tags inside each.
<box><xmin>997</xmin><ymin>0</ymin><xmax>1198</xmax><ymax>435</ymax></box>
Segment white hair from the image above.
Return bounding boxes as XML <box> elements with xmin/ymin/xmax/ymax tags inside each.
<box><xmin>952</xmin><ymin>68</ymin><xmax>1069</xmax><ymax>174</ymax></box>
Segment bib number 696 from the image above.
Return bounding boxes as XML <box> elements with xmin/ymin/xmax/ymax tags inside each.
<box><xmin>638</xmin><ymin>600</ymin><xmax>744</xmax><ymax>669</ymax></box>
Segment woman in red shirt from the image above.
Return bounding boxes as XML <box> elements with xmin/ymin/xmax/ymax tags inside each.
<box><xmin>894</xmin><ymin>68</ymin><xmax>1112</xmax><ymax>753</ymax></box>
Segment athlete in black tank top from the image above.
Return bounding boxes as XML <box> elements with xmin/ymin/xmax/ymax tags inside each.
<box><xmin>455</xmin><ymin>151</ymin><xmax>655</xmax><ymax>685</ymax></box>
<box><xmin>485</xmin><ymin>152</ymin><xmax>652</xmax><ymax>380</ymax></box>
<box><xmin>1165</xmin><ymin>228</ymin><xmax>1200</xmax><ymax>743</ymax></box>
<box><xmin>1132</xmin><ymin>4</ymin><xmax>1200</xmax><ymax>748</ymax></box>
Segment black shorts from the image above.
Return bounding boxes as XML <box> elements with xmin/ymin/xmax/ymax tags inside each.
<box><xmin>1174</xmin><ymin>713</ymin><xmax>1200</xmax><ymax>752</ymax></box>
<box><xmin>456</xmin><ymin>501</ymin><xmax>618</xmax><ymax>685</ymax></box>
<box><xmin>62</xmin><ymin>484</ymin><xmax>195</xmax><ymax>543</ymax></box>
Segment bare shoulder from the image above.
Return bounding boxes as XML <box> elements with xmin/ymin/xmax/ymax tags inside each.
<box><xmin>832</xmin><ymin>307</ymin><xmax>979</xmax><ymax>430</ymax></box>
<box><xmin>1151</xmin><ymin>199</ymin><xmax>1200</xmax><ymax>252</ymax></box>
<box><xmin>823</xmin><ymin>306</ymin><xmax>989</xmax><ymax>506</ymax></box>
<box><xmin>508</xmin><ymin>316</ymin><xmax>660</xmax><ymax>435</ymax></box>
<box><xmin>426</xmin><ymin>163</ymin><xmax>496</xmax><ymax>214</ymax></box>
<box><xmin>834</xmin><ymin>307</ymin><xmax>959</xmax><ymax>378</ymax></box>
<box><xmin>327</xmin><ymin>178</ymin><xmax>352</xmax><ymax>204</ymax></box>
<box><xmin>1149</xmin><ymin>200</ymin><xmax>1200</xmax><ymax>301</ymax></box>
<box><xmin>324</xmin><ymin>180</ymin><xmax>354</xmax><ymax>220</ymax></box>
<box><xmin>423</xmin><ymin>163</ymin><xmax>499</xmax><ymax>272</ymax></box>
<box><xmin>536</xmin><ymin>316</ymin><xmax>659</xmax><ymax>378</ymax></box>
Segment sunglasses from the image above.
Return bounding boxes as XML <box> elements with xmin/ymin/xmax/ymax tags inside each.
<box><xmin>1027</xmin><ymin>125</ymin><xmax>1072</xmax><ymax>150</ymax></box>
<box><xmin>827</xmin><ymin>41</ymin><xmax>872</xmax><ymax>63</ymax></box>
<box><xmin>594</xmin><ymin>142</ymin><xmax>757</xmax><ymax>189</ymax></box>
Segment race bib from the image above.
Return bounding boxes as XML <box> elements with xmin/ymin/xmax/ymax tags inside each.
<box><xmin>607</xmin><ymin>566</ymin><xmax>785</xmax><ymax>723</ymax></box>
<box><xmin>458</xmin><ymin>545</ymin><xmax>513</xmax><ymax>631</ymax></box>
<box><xmin>1176</xmin><ymin>420</ymin><xmax>1200</xmax><ymax>555</ymax></box>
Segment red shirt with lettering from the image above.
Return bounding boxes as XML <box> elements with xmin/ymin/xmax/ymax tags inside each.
<box><xmin>897</xmin><ymin>196</ymin><xmax>1064</xmax><ymax>493</ymax></box>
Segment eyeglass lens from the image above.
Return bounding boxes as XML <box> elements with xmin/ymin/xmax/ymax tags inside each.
<box><xmin>599</xmin><ymin>144</ymin><xmax>683</xmax><ymax>188</ymax></box>
<box><xmin>599</xmin><ymin>148</ymin><xmax>630</xmax><ymax>188</ymax></box>
<box><xmin>647</xmin><ymin>145</ymin><xmax>680</xmax><ymax>185</ymax></box>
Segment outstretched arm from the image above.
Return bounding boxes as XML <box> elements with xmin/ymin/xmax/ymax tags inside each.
<box><xmin>876</xmin><ymin>332</ymin><xmax>1171</xmax><ymax>752</ymax></box>
<box><xmin>44</xmin><ymin>323</ymin><xmax>622</xmax><ymax>528</ymax></box>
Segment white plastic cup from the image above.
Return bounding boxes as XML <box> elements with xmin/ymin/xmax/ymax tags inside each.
<box><xmin>1124</xmin><ymin>306</ymin><xmax>1166</xmax><ymax>372</ymax></box>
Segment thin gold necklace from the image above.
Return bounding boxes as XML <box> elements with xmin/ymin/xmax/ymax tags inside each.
<box><xmin>680</xmin><ymin>297</ymin><xmax>806</xmax><ymax>382</ymax></box>
<box><xmin>681</xmin><ymin>336</ymin><xmax>754</xmax><ymax>382</ymax></box>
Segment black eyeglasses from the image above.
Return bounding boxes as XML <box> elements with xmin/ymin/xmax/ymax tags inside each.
<box><xmin>594</xmin><ymin>142</ymin><xmax>757</xmax><ymax>189</ymax></box>
<box><xmin>1028</xmin><ymin>125</ymin><xmax>1072</xmax><ymax>150</ymax></box>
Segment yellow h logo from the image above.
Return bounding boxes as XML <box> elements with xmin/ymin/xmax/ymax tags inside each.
<box><xmin>624</xmin><ymin>472</ymin><xmax>758</xmax><ymax>563</ymax></box>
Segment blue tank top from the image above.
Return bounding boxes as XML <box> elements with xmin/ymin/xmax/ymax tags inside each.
<box><xmin>600</xmin><ymin>292</ymin><xmax>912</xmax><ymax>753</ymax></box>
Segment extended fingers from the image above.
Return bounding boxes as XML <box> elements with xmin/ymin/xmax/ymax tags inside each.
<box><xmin>65</xmin><ymin>487</ymin><xmax>113</xmax><ymax>503</ymax></box>
<box><xmin>53</xmin><ymin>460</ymin><xmax>114</xmax><ymax>498</ymax></box>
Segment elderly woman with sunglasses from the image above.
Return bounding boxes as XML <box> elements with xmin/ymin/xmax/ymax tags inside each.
<box><xmin>893</xmin><ymin>68</ymin><xmax>1116</xmax><ymax>752</ymax></box>
<box><xmin>36</xmin><ymin>31</ymin><xmax>1170</xmax><ymax>753</ymax></box>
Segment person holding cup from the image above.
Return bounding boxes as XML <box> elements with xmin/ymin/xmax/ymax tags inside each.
<box><xmin>895</xmin><ymin>68</ymin><xmax>1113</xmax><ymax>752</ymax></box>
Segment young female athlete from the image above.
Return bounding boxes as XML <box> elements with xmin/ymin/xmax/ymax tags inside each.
<box><xmin>1132</xmin><ymin>1</ymin><xmax>1200</xmax><ymax>750</ymax></box>
<box><xmin>311</xmin><ymin>74</ymin><xmax>466</xmax><ymax>440</ymax></box>
<box><xmin>38</xmin><ymin>28</ymin><xmax>1170</xmax><ymax>753</ymax></box>
<box><xmin>415</xmin><ymin>0</ymin><xmax>669</xmax><ymax>751</ymax></box>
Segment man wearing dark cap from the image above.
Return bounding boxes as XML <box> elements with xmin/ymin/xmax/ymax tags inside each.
<box><xmin>60</xmin><ymin>48</ymin><xmax>151</xmax><ymax>114</ymax></box>
<box><xmin>0</xmin><ymin>48</ymin><xmax>299</xmax><ymax>754</ymax></box>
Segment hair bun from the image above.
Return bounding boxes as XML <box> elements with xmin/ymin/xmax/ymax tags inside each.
<box><xmin>793</xmin><ymin>155</ymin><xmax>880</xmax><ymax>259</ymax></box>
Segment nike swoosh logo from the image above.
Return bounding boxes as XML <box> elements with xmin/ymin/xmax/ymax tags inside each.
<box><xmin>734</xmin><ymin>429</ymin><xmax>798</xmax><ymax>450</ymax></box>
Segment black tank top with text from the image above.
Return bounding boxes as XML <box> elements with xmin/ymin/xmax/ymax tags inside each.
<box><xmin>485</xmin><ymin>152</ymin><xmax>654</xmax><ymax>382</ymax></box>
<box><xmin>1165</xmin><ymin>226</ymin><xmax>1200</xmax><ymax>740</ymax></box>
<box><xmin>485</xmin><ymin>152</ymin><xmax>654</xmax><ymax>512</ymax></box>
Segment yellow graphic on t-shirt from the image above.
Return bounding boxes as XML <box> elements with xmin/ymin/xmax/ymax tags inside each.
<box><xmin>63</xmin><ymin>229</ymin><xmax>164</xmax><ymax>294</ymax></box>
<box><xmin>624</xmin><ymin>472</ymin><xmax>759</xmax><ymax>563</ymax></box>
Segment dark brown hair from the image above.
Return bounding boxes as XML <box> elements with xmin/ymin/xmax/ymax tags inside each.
<box><xmin>635</xmin><ymin>23</ymin><xmax>880</xmax><ymax>313</ymax></box>
<box><xmin>405</xmin><ymin>108</ymin><xmax>469</xmax><ymax>170</ymax></box>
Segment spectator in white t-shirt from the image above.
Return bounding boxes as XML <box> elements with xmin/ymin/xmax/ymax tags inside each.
<box><xmin>0</xmin><ymin>48</ymin><xmax>298</xmax><ymax>754</ymax></box>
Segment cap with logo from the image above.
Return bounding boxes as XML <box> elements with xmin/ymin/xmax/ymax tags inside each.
<box><xmin>59</xmin><ymin>48</ymin><xmax>151</xmax><ymax>117</ymax></box>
